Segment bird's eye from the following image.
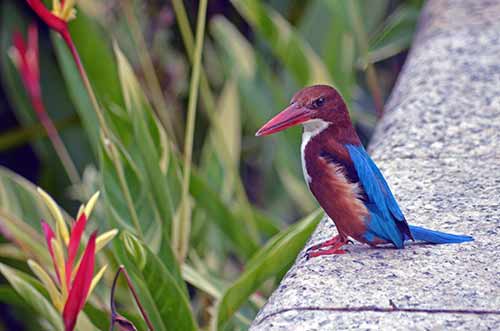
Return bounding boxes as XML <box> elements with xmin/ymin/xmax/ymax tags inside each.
<box><xmin>311</xmin><ymin>97</ymin><xmax>325</xmax><ymax>109</ymax></box>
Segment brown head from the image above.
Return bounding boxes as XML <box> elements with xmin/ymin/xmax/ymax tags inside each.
<box><xmin>255</xmin><ymin>85</ymin><xmax>352</xmax><ymax>136</ymax></box>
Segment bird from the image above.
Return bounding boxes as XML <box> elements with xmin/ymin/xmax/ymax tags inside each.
<box><xmin>256</xmin><ymin>85</ymin><xmax>473</xmax><ymax>258</ymax></box>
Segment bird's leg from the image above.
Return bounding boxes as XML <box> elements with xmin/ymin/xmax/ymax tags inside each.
<box><xmin>306</xmin><ymin>235</ymin><xmax>343</xmax><ymax>252</ymax></box>
<box><xmin>305</xmin><ymin>236</ymin><xmax>349</xmax><ymax>259</ymax></box>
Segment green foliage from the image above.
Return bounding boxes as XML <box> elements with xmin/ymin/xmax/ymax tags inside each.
<box><xmin>0</xmin><ymin>263</ymin><xmax>64</xmax><ymax>331</ymax></box>
<box><xmin>118</xmin><ymin>232</ymin><xmax>197</xmax><ymax>331</ymax></box>
<box><xmin>214</xmin><ymin>210</ymin><xmax>322</xmax><ymax>330</ymax></box>
<box><xmin>0</xmin><ymin>0</ymin><xmax>421</xmax><ymax>330</ymax></box>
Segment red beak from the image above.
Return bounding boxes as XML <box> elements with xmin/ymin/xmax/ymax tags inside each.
<box><xmin>255</xmin><ymin>103</ymin><xmax>311</xmax><ymax>136</ymax></box>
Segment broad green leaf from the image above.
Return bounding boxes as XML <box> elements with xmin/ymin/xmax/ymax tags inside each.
<box><xmin>0</xmin><ymin>167</ymin><xmax>69</xmax><ymax>265</ymax></box>
<box><xmin>117</xmin><ymin>232</ymin><xmax>197</xmax><ymax>331</ymax></box>
<box><xmin>182</xmin><ymin>264</ymin><xmax>224</xmax><ymax>299</ymax></box>
<box><xmin>189</xmin><ymin>171</ymin><xmax>259</xmax><ymax>259</ymax></box>
<box><xmin>182</xmin><ymin>263</ymin><xmax>266</xmax><ymax>307</ymax></box>
<box><xmin>0</xmin><ymin>263</ymin><xmax>64</xmax><ymax>331</ymax></box>
<box><xmin>83</xmin><ymin>302</ymin><xmax>110</xmax><ymax>331</ymax></box>
<box><xmin>214</xmin><ymin>210</ymin><xmax>322</xmax><ymax>330</ymax></box>
<box><xmin>114</xmin><ymin>45</ymin><xmax>180</xmax><ymax>239</ymax></box>
<box><xmin>99</xmin><ymin>137</ymin><xmax>163</xmax><ymax>252</ymax></box>
<box><xmin>182</xmin><ymin>264</ymin><xmax>261</xmax><ymax>327</ymax></box>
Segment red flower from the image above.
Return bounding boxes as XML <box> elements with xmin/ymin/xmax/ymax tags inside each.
<box><xmin>10</xmin><ymin>24</ymin><xmax>82</xmax><ymax>185</ymax></box>
<box><xmin>41</xmin><ymin>217</ymin><xmax>96</xmax><ymax>331</ymax></box>
<box><xmin>41</xmin><ymin>220</ymin><xmax>61</xmax><ymax>283</ymax></box>
<box><xmin>32</xmin><ymin>190</ymin><xmax>117</xmax><ymax>331</ymax></box>
<box><xmin>62</xmin><ymin>231</ymin><xmax>96</xmax><ymax>331</ymax></box>
<box><xmin>65</xmin><ymin>213</ymin><xmax>87</xmax><ymax>287</ymax></box>
<box><xmin>10</xmin><ymin>24</ymin><xmax>40</xmax><ymax>101</ymax></box>
<box><xmin>25</xmin><ymin>0</ymin><xmax>73</xmax><ymax>34</ymax></box>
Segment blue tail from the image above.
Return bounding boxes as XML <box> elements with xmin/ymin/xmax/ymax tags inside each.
<box><xmin>408</xmin><ymin>225</ymin><xmax>474</xmax><ymax>244</ymax></box>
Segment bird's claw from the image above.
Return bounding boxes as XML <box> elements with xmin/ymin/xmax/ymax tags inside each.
<box><xmin>305</xmin><ymin>248</ymin><xmax>348</xmax><ymax>260</ymax></box>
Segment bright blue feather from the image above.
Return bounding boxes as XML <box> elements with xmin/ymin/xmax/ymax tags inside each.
<box><xmin>346</xmin><ymin>145</ymin><xmax>409</xmax><ymax>248</ymax></box>
<box><xmin>346</xmin><ymin>144</ymin><xmax>473</xmax><ymax>247</ymax></box>
<box><xmin>407</xmin><ymin>225</ymin><xmax>473</xmax><ymax>243</ymax></box>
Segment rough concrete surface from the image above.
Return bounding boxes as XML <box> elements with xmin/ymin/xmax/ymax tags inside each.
<box><xmin>250</xmin><ymin>0</ymin><xmax>500</xmax><ymax>330</ymax></box>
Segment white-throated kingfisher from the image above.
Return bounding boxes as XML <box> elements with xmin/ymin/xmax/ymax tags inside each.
<box><xmin>256</xmin><ymin>85</ymin><xmax>473</xmax><ymax>258</ymax></box>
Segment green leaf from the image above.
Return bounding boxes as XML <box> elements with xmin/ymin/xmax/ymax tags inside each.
<box><xmin>99</xmin><ymin>137</ymin><xmax>163</xmax><ymax>251</ymax></box>
<box><xmin>0</xmin><ymin>167</ymin><xmax>65</xmax><ymax>265</ymax></box>
<box><xmin>230</xmin><ymin>0</ymin><xmax>332</xmax><ymax>86</ymax></box>
<box><xmin>114</xmin><ymin>44</ymin><xmax>180</xmax><ymax>239</ymax></box>
<box><xmin>211</xmin><ymin>14</ymin><xmax>317</xmax><ymax>214</ymax></box>
<box><xmin>213</xmin><ymin>210</ymin><xmax>323</xmax><ymax>330</ymax></box>
<box><xmin>366</xmin><ymin>5</ymin><xmax>419</xmax><ymax>64</ymax></box>
<box><xmin>0</xmin><ymin>263</ymin><xmax>64</xmax><ymax>331</ymax></box>
<box><xmin>182</xmin><ymin>264</ymin><xmax>224</xmax><ymax>299</ymax></box>
<box><xmin>189</xmin><ymin>171</ymin><xmax>259</xmax><ymax>259</ymax></box>
<box><xmin>117</xmin><ymin>232</ymin><xmax>197</xmax><ymax>331</ymax></box>
<box><xmin>200</xmin><ymin>78</ymin><xmax>241</xmax><ymax>199</ymax></box>
<box><xmin>51</xmin><ymin>9</ymin><xmax>124</xmax><ymax>152</ymax></box>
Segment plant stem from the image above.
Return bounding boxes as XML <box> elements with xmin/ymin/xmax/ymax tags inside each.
<box><xmin>110</xmin><ymin>265</ymin><xmax>154</xmax><ymax>331</ymax></box>
<box><xmin>171</xmin><ymin>0</ymin><xmax>260</xmax><ymax>244</ymax></box>
<box><xmin>177</xmin><ymin>0</ymin><xmax>208</xmax><ymax>262</ymax></box>
<box><xmin>120</xmin><ymin>0</ymin><xmax>179</xmax><ymax>145</ymax></box>
<box><xmin>0</xmin><ymin>115</ymin><xmax>78</xmax><ymax>150</ymax></box>
<box><xmin>31</xmin><ymin>97</ymin><xmax>80</xmax><ymax>186</ymax></box>
<box><xmin>60</xmin><ymin>30</ymin><xmax>144</xmax><ymax>240</ymax></box>
<box><xmin>347</xmin><ymin>1</ymin><xmax>384</xmax><ymax>117</ymax></box>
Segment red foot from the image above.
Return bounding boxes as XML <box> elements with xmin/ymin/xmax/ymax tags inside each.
<box><xmin>305</xmin><ymin>236</ymin><xmax>349</xmax><ymax>259</ymax></box>
<box><xmin>306</xmin><ymin>235</ymin><xmax>343</xmax><ymax>252</ymax></box>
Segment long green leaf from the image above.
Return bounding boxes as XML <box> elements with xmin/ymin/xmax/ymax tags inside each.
<box><xmin>190</xmin><ymin>172</ymin><xmax>259</xmax><ymax>259</ymax></box>
<box><xmin>0</xmin><ymin>263</ymin><xmax>64</xmax><ymax>331</ymax></box>
<box><xmin>99</xmin><ymin>137</ymin><xmax>162</xmax><ymax>251</ymax></box>
<box><xmin>114</xmin><ymin>44</ymin><xmax>180</xmax><ymax>240</ymax></box>
<box><xmin>0</xmin><ymin>166</ymin><xmax>69</xmax><ymax>264</ymax></box>
<box><xmin>213</xmin><ymin>210</ymin><xmax>323</xmax><ymax>330</ymax></box>
<box><xmin>117</xmin><ymin>232</ymin><xmax>197</xmax><ymax>331</ymax></box>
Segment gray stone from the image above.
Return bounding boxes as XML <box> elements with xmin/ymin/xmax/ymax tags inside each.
<box><xmin>250</xmin><ymin>0</ymin><xmax>500</xmax><ymax>330</ymax></box>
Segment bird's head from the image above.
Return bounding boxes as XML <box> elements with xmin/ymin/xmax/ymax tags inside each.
<box><xmin>256</xmin><ymin>85</ymin><xmax>349</xmax><ymax>136</ymax></box>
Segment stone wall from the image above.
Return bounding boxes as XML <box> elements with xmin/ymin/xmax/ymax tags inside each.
<box><xmin>250</xmin><ymin>0</ymin><xmax>500</xmax><ymax>329</ymax></box>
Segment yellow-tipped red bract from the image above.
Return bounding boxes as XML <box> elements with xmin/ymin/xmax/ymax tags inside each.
<box><xmin>26</xmin><ymin>0</ymin><xmax>77</xmax><ymax>35</ymax></box>
<box><xmin>33</xmin><ymin>189</ymin><xmax>117</xmax><ymax>331</ymax></box>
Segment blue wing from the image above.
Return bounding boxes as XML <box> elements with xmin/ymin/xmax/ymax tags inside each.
<box><xmin>346</xmin><ymin>144</ymin><xmax>411</xmax><ymax>248</ymax></box>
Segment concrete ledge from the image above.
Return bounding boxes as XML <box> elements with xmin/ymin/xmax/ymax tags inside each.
<box><xmin>250</xmin><ymin>0</ymin><xmax>500</xmax><ymax>329</ymax></box>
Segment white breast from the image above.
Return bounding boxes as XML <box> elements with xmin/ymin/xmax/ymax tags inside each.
<box><xmin>300</xmin><ymin>119</ymin><xmax>330</xmax><ymax>184</ymax></box>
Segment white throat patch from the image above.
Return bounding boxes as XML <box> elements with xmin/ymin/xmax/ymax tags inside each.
<box><xmin>300</xmin><ymin>119</ymin><xmax>330</xmax><ymax>183</ymax></box>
